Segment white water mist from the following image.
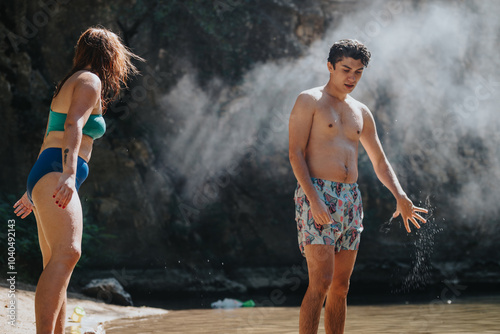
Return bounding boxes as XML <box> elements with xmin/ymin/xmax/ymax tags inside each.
<box><xmin>161</xmin><ymin>0</ymin><xmax>500</xmax><ymax>228</ymax></box>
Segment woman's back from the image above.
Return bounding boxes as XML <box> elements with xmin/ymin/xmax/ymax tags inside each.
<box><xmin>42</xmin><ymin>70</ymin><xmax>102</xmax><ymax>162</ymax></box>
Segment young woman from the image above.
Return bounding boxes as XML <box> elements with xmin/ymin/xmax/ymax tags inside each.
<box><xmin>13</xmin><ymin>27</ymin><xmax>143</xmax><ymax>333</ymax></box>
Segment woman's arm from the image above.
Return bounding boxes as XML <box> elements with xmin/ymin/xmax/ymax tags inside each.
<box><xmin>53</xmin><ymin>72</ymin><xmax>101</xmax><ymax>209</ymax></box>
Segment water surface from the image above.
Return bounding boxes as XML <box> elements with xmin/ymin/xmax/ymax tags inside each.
<box><xmin>104</xmin><ymin>296</ymin><xmax>500</xmax><ymax>333</ymax></box>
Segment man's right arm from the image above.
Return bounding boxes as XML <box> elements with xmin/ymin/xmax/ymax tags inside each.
<box><xmin>289</xmin><ymin>93</ymin><xmax>333</xmax><ymax>226</ymax></box>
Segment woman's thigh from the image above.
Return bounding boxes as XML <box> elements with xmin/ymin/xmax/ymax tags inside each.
<box><xmin>33</xmin><ymin>207</ymin><xmax>51</xmax><ymax>268</ymax></box>
<box><xmin>32</xmin><ymin>172</ymin><xmax>83</xmax><ymax>256</ymax></box>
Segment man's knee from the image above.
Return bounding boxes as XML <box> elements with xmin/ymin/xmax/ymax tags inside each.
<box><xmin>330</xmin><ymin>279</ymin><xmax>350</xmax><ymax>298</ymax></box>
<box><xmin>309</xmin><ymin>272</ymin><xmax>334</xmax><ymax>293</ymax></box>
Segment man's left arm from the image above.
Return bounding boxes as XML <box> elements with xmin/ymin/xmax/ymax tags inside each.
<box><xmin>359</xmin><ymin>105</ymin><xmax>427</xmax><ymax>233</ymax></box>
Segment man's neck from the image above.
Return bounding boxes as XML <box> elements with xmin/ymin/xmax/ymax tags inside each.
<box><xmin>324</xmin><ymin>80</ymin><xmax>347</xmax><ymax>101</ymax></box>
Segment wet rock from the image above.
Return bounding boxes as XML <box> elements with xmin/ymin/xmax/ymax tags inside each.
<box><xmin>82</xmin><ymin>278</ymin><xmax>133</xmax><ymax>306</ymax></box>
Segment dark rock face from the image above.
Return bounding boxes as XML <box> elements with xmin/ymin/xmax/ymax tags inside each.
<box><xmin>1</xmin><ymin>0</ymin><xmax>347</xmax><ymax>267</ymax></box>
<box><xmin>2</xmin><ymin>0</ymin><xmax>500</xmax><ymax>298</ymax></box>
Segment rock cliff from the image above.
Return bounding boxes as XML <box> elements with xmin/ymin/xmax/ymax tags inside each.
<box><xmin>1</xmin><ymin>0</ymin><xmax>499</xmax><ymax>300</ymax></box>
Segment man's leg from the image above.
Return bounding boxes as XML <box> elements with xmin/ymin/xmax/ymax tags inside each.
<box><xmin>324</xmin><ymin>250</ymin><xmax>358</xmax><ymax>334</ymax></box>
<box><xmin>299</xmin><ymin>244</ymin><xmax>335</xmax><ymax>334</ymax></box>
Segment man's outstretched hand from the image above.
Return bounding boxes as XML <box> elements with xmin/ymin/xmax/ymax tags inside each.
<box><xmin>393</xmin><ymin>195</ymin><xmax>428</xmax><ymax>233</ymax></box>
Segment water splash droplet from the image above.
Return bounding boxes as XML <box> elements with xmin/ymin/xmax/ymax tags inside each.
<box><xmin>379</xmin><ymin>216</ymin><xmax>395</xmax><ymax>234</ymax></box>
<box><xmin>391</xmin><ymin>195</ymin><xmax>444</xmax><ymax>293</ymax></box>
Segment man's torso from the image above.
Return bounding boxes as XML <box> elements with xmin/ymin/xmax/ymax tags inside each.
<box><xmin>304</xmin><ymin>86</ymin><xmax>364</xmax><ymax>183</ymax></box>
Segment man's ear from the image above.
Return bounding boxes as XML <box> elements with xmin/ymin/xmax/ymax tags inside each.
<box><xmin>327</xmin><ymin>61</ymin><xmax>335</xmax><ymax>73</ymax></box>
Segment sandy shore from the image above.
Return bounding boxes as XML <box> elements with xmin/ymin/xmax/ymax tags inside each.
<box><xmin>4</xmin><ymin>282</ymin><xmax>500</xmax><ymax>333</ymax></box>
<box><xmin>0</xmin><ymin>282</ymin><xmax>168</xmax><ymax>334</ymax></box>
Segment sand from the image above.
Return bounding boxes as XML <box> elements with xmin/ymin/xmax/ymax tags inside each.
<box><xmin>0</xmin><ymin>282</ymin><xmax>168</xmax><ymax>334</ymax></box>
<box><xmin>3</xmin><ymin>282</ymin><xmax>500</xmax><ymax>334</ymax></box>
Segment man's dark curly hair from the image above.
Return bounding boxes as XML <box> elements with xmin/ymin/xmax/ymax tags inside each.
<box><xmin>327</xmin><ymin>39</ymin><xmax>371</xmax><ymax>69</ymax></box>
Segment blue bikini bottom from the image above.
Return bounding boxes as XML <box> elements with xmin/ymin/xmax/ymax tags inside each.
<box><xmin>27</xmin><ymin>148</ymin><xmax>89</xmax><ymax>204</ymax></box>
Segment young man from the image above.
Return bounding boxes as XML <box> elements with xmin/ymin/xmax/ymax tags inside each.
<box><xmin>288</xmin><ymin>39</ymin><xmax>427</xmax><ymax>334</ymax></box>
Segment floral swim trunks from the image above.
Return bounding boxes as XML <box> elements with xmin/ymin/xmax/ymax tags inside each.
<box><xmin>295</xmin><ymin>178</ymin><xmax>364</xmax><ymax>256</ymax></box>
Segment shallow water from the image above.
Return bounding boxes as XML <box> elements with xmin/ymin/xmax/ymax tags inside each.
<box><xmin>103</xmin><ymin>296</ymin><xmax>500</xmax><ymax>334</ymax></box>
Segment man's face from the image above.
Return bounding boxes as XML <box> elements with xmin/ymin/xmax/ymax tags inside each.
<box><xmin>328</xmin><ymin>57</ymin><xmax>365</xmax><ymax>93</ymax></box>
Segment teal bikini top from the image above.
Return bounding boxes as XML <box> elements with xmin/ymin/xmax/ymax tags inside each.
<box><xmin>46</xmin><ymin>109</ymin><xmax>106</xmax><ymax>140</ymax></box>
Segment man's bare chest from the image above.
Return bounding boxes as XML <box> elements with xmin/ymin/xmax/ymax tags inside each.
<box><xmin>313</xmin><ymin>104</ymin><xmax>363</xmax><ymax>140</ymax></box>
